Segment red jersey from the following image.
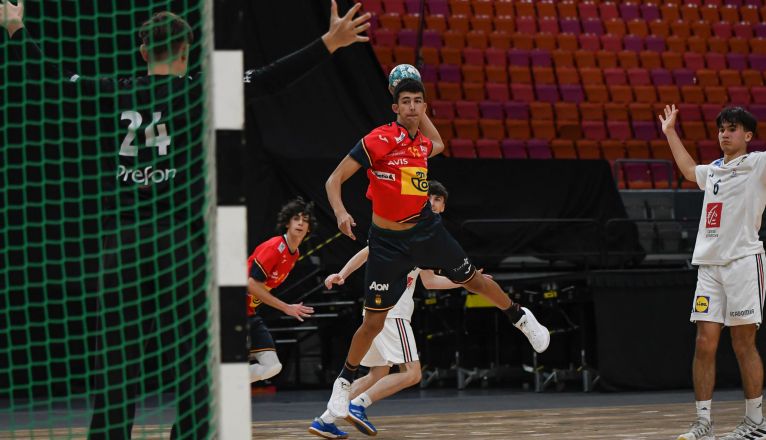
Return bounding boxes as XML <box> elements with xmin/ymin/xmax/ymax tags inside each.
<box><xmin>246</xmin><ymin>235</ymin><xmax>300</xmax><ymax>315</ymax></box>
<box><xmin>350</xmin><ymin>122</ymin><xmax>433</xmax><ymax>223</ymax></box>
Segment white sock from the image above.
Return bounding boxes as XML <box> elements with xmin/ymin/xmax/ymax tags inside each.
<box><xmin>696</xmin><ymin>400</ymin><xmax>712</xmax><ymax>423</ymax></box>
<box><xmin>320</xmin><ymin>410</ymin><xmax>336</xmax><ymax>424</ymax></box>
<box><xmin>746</xmin><ymin>396</ymin><xmax>763</xmax><ymax>424</ymax></box>
<box><xmin>351</xmin><ymin>392</ymin><xmax>373</xmax><ymax>408</ymax></box>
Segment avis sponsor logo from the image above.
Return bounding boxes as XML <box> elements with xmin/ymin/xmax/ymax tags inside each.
<box><xmin>117</xmin><ymin>165</ymin><xmax>177</xmax><ymax>185</ymax></box>
<box><xmin>388</xmin><ymin>158</ymin><xmax>408</xmax><ymax>166</ymax></box>
<box><xmin>730</xmin><ymin>309</ymin><xmax>754</xmax><ymax>317</ymax></box>
<box><xmin>706</xmin><ymin>202</ymin><xmax>722</xmax><ymax>228</ymax></box>
<box><xmin>369</xmin><ymin>281</ymin><xmax>389</xmax><ymax>291</ymax></box>
<box><xmin>694</xmin><ymin>296</ymin><xmax>710</xmax><ymax>313</ymax></box>
<box><xmin>373</xmin><ymin>171</ymin><xmax>395</xmax><ymax>181</ymax></box>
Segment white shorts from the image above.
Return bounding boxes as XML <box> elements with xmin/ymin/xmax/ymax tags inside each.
<box><xmin>690</xmin><ymin>253</ymin><xmax>766</xmax><ymax>327</ymax></box>
<box><xmin>360</xmin><ymin>318</ymin><xmax>419</xmax><ymax>367</ymax></box>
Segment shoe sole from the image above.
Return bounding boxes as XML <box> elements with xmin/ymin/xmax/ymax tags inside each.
<box><xmin>308</xmin><ymin>426</ymin><xmax>349</xmax><ymax>439</ymax></box>
<box><xmin>346</xmin><ymin>414</ymin><xmax>378</xmax><ymax>436</ymax></box>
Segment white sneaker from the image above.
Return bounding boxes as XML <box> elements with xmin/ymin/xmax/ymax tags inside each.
<box><xmin>326</xmin><ymin>378</ymin><xmax>351</xmax><ymax>418</ymax></box>
<box><xmin>513</xmin><ymin>307</ymin><xmax>550</xmax><ymax>353</ymax></box>
<box><xmin>720</xmin><ymin>417</ymin><xmax>766</xmax><ymax>439</ymax></box>
<box><xmin>677</xmin><ymin>417</ymin><xmax>714</xmax><ymax>440</ymax></box>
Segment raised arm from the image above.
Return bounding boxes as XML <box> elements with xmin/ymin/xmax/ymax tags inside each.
<box><xmin>0</xmin><ymin>0</ymin><xmax>23</xmax><ymax>37</ymax></box>
<box><xmin>659</xmin><ymin>104</ymin><xmax>697</xmax><ymax>182</ymax></box>
<box><xmin>248</xmin><ymin>278</ymin><xmax>314</xmax><ymax>322</ymax></box>
<box><xmin>420</xmin><ymin>113</ymin><xmax>445</xmax><ymax>158</ymax></box>
<box><xmin>244</xmin><ymin>0</ymin><xmax>370</xmax><ymax>98</ymax></box>
<box><xmin>326</xmin><ymin>155</ymin><xmax>362</xmax><ymax>240</ymax></box>
<box><xmin>2</xmin><ymin>1</ymin><xmax>108</xmax><ymax>94</ymax></box>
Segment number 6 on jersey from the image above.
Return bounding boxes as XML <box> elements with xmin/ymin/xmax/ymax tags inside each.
<box><xmin>119</xmin><ymin>110</ymin><xmax>172</xmax><ymax>156</ymax></box>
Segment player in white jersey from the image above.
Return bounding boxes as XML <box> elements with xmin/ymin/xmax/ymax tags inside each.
<box><xmin>660</xmin><ymin>105</ymin><xmax>766</xmax><ymax>440</ymax></box>
<box><xmin>309</xmin><ymin>181</ymin><xmax>487</xmax><ymax>438</ymax></box>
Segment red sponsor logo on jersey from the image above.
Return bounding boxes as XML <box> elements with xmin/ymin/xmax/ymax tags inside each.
<box><xmin>706</xmin><ymin>202</ymin><xmax>722</xmax><ymax>228</ymax></box>
<box><xmin>406</xmin><ymin>276</ymin><xmax>414</xmax><ymax>288</ymax></box>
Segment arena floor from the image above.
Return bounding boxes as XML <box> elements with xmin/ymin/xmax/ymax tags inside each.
<box><xmin>0</xmin><ymin>388</ymin><xmax>752</xmax><ymax>439</ymax></box>
<box><xmin>253</xmin><ymin>388</ymin><xmax>750</xmax><ymax>439</ymax></box>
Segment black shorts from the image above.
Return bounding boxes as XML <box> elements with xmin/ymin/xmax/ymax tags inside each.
<box><xmin>364</xmin><ymin>214</ymin><xmax>476</xmax><ymax>312</ymax></box>
<box><xmin>248</xmin><ymin>315</ymin><xmax>276</xmax><ymax>356</ymax></box>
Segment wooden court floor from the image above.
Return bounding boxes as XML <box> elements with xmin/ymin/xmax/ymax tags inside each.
<box><xmin>0</xmin><ymin>400</ymin><xmax>752</xmax><ymax>439</ymax></box>
<box><xmin>253</xmin><ymin>400</ymin><xmax>749</xmax><ymax>439</ymax></box>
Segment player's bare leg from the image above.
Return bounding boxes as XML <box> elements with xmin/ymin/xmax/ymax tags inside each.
<box><xmin>359</xmin><ymin>361</ymin><xmax>421</xmax><ymax>403</ymax></box>
<box><xmin>679</xmin><ymin>321</ymin><xmax>721</xmax><ymax>440</ymax></box>
<box><xmin>717</xmin><ymin>324</ymin><xmax>766</xmax><ymax>440</ymax></box>
<box><xmin>347</xmin><ymin>362</ymin><xmax>422</xmax><ymax>436</ymax></box>
<box><xmin>350</xmin><ymin>366</ymin><xmax>390</xmax><ymax>400</ymax></box>
<box><xmin>464</xmin><ymin>272</ymin><xmax>550</xmax><ymax>353</ymax></box>
<box><xmin>694</xmin><ymin>322</ymin><xmax>722</xmax><ymax>401</ymax></box>
<box><xmin>327</xmin><ymin>310</ymin><xmax>388</xmax><ymax>418</ymax></box>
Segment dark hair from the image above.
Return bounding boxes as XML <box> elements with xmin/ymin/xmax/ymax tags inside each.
<box><xmin>393</xmin><ymin>78</ymin><xmax>426</xmax><ymax>103</ymax></box>
<box><xmin>139</xmin><ymin>11</ymin><xmax>194</xmax><ymax>60</ymax></box>
<box><xmin>276</xmin><ymin>197</ymin><xmax>317</xmax><ymax>237</ymax></box>
<box><xmin>428</xmin><ymin>180</ymin><xmax>448</xmax><ymax>201</ymax></box>
<box><xmin>716</xmin><ymin>106</ymin><xmax>758</xmax><ymax>135</ymax></box>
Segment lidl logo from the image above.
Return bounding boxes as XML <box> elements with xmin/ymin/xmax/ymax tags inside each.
<box><xmin>694</xmin><ymin>296</ymin><xmax>710</xmax><ymax>313</ymax></box>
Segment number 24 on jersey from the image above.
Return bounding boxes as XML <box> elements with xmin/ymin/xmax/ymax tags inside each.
<box><xmin>119</xmin><ymin>110</ymin><xmax>172</xmax><ymax>157</ymax></box>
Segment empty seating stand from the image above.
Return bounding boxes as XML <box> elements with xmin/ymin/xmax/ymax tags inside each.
<box><xmin>362</xmin><ymin>0</ymin><xmax>764</xmax><ymax>188</ymax></box>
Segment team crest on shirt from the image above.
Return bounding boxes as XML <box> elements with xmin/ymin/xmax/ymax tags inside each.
<box><xmin>278</xmin><ymin>242</ymin><xmax>286</xmax><ymax>253</ymax></box>
<box><xmin>395</xmin><ymin>132</ymin><xmax>406</xmax><ymax>144</ymax></box>
<box><xmin>694</xmin><ymin>296</ymin><xmax>710</xmax><ymax>313</ymax></box>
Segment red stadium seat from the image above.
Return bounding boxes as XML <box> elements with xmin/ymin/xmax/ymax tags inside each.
<box><xmin>626</xmin><ymin>140</ymin><xmax>651</xmax><ymax>159</ymax></box>
<box><xmin>505</xmin><ymin>120</ymin><xmax>531</xmax><ymax>139</ymax></box>
<box><xmin>529</xmin><ymin>102</ymin><xmax>554</xmax><ymax>120</ymax></box>
<box><xmin>583</xmin><ymin>121</ymin><xmax>608</xmax><ymax>141</ymax></box>
<box><xmin>450</xmin><ymin>139</ymin><xmax>476</xmax><ymax>158</ymax></box>
<box><xmin>577</xmin><ymin>140</ymin><xmax>602</xmax><ymax>159</ymax></box>
<box><xmin>475</xmin><ymin>139</ymin><xmax>503</xmax><ymax>158</ymax></box>
<box><xmin>479</xmin><ymin>119</ymin><xmax>506</xmax><ymax>140</ymax></box>
<box><xmin>551</xmin><ymin>140</ymin><xmax>578</xmax><ymax>159</ymax></box>
<box><xmin>453</xmin><ymin>119</ymin><xmax>480</xmax><ymax>140</ymax></box>
<box><xmin>580</xmin><ymin>103</ymin><xmax>605</xmax><ymax>121</ymax></box>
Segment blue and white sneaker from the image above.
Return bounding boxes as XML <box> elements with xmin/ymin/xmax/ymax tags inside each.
<box><xmin>308</xmin><ymin>417</ymin><xmax>349</xmax><ymax>439</ymax></box>
<box><xmin>346</xmin><ymin>402</ymin><xmax>378</xmax><ymax>436</ymax></box>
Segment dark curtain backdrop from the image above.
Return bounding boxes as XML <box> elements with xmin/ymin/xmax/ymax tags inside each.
<box><xmin>239</xmin><ymin>0</ymin><xmax>392</xmax><ymax>257</ymax></box>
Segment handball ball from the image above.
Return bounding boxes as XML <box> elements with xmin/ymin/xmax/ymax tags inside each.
<box><xmin>388</xmin><ymin>64</ymin><xmax>422</xmax><ymax>89</ymax></box>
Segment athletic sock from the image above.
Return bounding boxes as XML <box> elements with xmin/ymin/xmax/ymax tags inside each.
<box><xmin>319</xmin><ymin>410</ymin><xmax>336</xmax><ymax>425</ymax></box>
<box><xmin>338</xmin><ymin>360</ymin><xmax>358</xmax><ymax>383</ymax></box>
<box><xmin>503</xmin><ymin>303</ymin><xmax>525</xmax><ymax>325</ymax></box>
<box><xmin>696</xmin><ymin>399</ymin><xmax>712</xmax><ymax>423</ymax></box>
<box><xmin>351</xmin><ymin>392</ymin><xmax>373</xmax><ymax>408</ymax></box>
<box><xmin>746</xmin><ymin>396</ymin><xmax>763</xmax><ymax>424</ymax></box>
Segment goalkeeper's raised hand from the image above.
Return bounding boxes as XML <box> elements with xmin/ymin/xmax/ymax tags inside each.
<box><xmin>0</xmin><ymin>0</ymin><xmax>24</xmax><ymax>37</ymax></box>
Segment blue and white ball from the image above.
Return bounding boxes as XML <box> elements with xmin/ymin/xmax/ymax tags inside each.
<box><xmin>388</xmin><ymin>64</ymin><xmax>422</xmax><ymax>89</ymax></box>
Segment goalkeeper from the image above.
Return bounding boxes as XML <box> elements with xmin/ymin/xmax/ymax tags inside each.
<box><xmin>1</xmin><ymin>1</ymin><xmax>370</xmax><ymax>438</ymax></box>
